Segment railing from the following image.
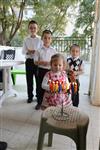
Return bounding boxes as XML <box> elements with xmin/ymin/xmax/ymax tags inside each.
<box><xmin>52</xmin><ymin>36</ymin><xmax>92</xmax><ymax>61</ymax></box>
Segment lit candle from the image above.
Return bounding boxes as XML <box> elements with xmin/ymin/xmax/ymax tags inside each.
<box><xmin>62</xmin><ymin>81</ymin><xmax>65</xmax><ymax>91</ymax></box>
<box><xmin>58</xmin><ymin>82</ymin><xmax>62</xmax><ymax>93</ymax></box>
<box><xmin>66</xmin><ymin>83</ymin><xmax>69</xmax><ymax>91</ymax></box>
<box><xmin>48</xmin><ymin>79</ymin><xmax>77</xmax><ymax>94</ymax></box>
<box><xmin>52</xmin><ymin>81</ymin><xmax>55</xmax><ymax>92</ymax></box>
<box><xmin>55</xmin><ymin>81</ymin><xmax>59</xmax><ymax>92</ymax></box>
<box><xmin>74</xmin><ymin>82</ymin><xmax>77</xmax><ymax>93</ymax></box>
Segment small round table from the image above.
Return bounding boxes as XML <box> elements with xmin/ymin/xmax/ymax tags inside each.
<box><xmin>37</xmin><ymin>106</ymin><xmax>89</xmax><ymax>150</ymax></box>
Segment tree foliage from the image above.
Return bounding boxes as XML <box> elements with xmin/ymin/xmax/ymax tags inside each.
<box><xmin>0</xmin><ymin>0</ymin><xmax>78</xmax><ymax>46</ymax></box>
<box><xmin>72</xmin><ymin>0</ymin><xmax>95</xmax><ymax>37</ymax></box>
<box><xmin>32</xmin><ymin>0</ymin><xmax>78</xmax><ymax>36</ymax></box>
<box><xmin>0</xmin><ymin>0</ymin><xmax>26</xmax><ymax>45</ymax></box>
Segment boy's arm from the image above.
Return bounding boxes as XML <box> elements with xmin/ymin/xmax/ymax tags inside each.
<box><xmin>34</xmin><ymin>50</ymin><xmax>50</xmax><ymax>66</ymax></box>
<box><xmin>74</xmin><ymin>69</ymin><xmax>83</xmax><ymax>76</ymax></box>
<box><xmin>37</xmin><ymin>61</ymin><xmax>50</xmax><ymax>66</ymax></box>
<box><xmin>26</xmin><ymin>49</ymin><xmax>35</xmax><ymax>54</ymax></box>
<box><xmin>34</xmin><ymin>51</ymin><xmax>40</xmax><ymax>65</ymax></box>
<box><xmin>22</xmin><ymin>40</ymin><xmax>36</xmax><ymax>55</ymax></box>
<box><xmin>22</xmin><ymin>40</ymin><xmax>27</xmax><ymax>55</ymax></box>
<box><xmin>74</xmin><ymin>61</ymin><xmax>84</xmax><ymax>76</ymax></box>
<box><xmin>35</xmin><ymin>60</ymin><xmax>50</xmax><ymax>66</ymax></box>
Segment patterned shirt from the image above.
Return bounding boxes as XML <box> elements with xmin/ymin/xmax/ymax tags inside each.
<box><xmin>67</xmin><ymin>56</ymin><xmax>84</xmax><ymax>79</ymax></box>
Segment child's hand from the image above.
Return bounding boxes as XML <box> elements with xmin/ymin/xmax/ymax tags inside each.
<box><xmin>27</xmin><ymin>49</ymin><xmax>35</xmax><ymax>54</ymax></box>
<box><xmin>69</xmin><ymin>70</ymin><xmax>74</xmax><ymax>75</ymax></box>
<box><xmin>44</xmin><ymin>62</ymin><xmax>50</xmax><ymax>66</ymax></box>
<box><xmin>69</xmin><ymin>70</ymin><xmax>76</xmax><ymax>82</ymax></box>
<box><xmin>73</xmin><ymin>71</ymin><xmax>78</xmax><ymax>76</ymax></box>
<box><xmin>41</xmin><ymin>61</ymin><xmax>49</xmax><ymax>66</ymax></box>
<box><xmin>34</xmin><ymin>61</ymin><xmax>38</xmax><ymax>65</ymax></box>
<box><xmin>36</xmin><ymin>61</ymin><xmax>49</xmax><ymax>66</ymax></box>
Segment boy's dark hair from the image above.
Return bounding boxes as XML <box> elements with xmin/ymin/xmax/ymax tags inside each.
<box><xmin>28</xmin><ymin>20</ymin><xmax>38</xmax><ymax>27</ymax></box>
<box><xmin>42</xmin><ymin>29</ymin><xmax>52</xmax><ymax>38</ymax></box>
<box><xmin>70</xmin><ymin>44</ymin><xmax>80</xmax><ymax>51</ymax></box>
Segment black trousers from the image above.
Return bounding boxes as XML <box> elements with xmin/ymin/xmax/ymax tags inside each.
<box><xmin>37</xmin><ymin>67</ymin><xmax>49</xmax><ymax>105</ymax></box>
<box><xmin>0</xmin><ymin>70</ymin><xmax>3</xmax><ymax>90</ymax></box>
<box><xmin>25</xmin><ymin>58</ymin><xmax>38</xmax><ymax>100</ymax></box>
<box><xmin>0</xmin><ymin>70</ymin><xmax>3</xmax><ymax>82</ymax></box>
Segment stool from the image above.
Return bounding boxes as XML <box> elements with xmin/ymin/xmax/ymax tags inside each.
<box><xmin>37</xmin><ymin>106</ymin><xmax>89</xmax><ymax>150</ymax></box>
<box><xmin>11</xmin><ymin>69</ymin><xmax>26</xmax><ymax>85</ymax></box>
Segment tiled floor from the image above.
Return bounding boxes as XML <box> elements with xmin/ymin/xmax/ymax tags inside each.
<box><xmin>0</xmin><ymin>62</ymin><xmax>100</xmax><ymax>150</ymax></box>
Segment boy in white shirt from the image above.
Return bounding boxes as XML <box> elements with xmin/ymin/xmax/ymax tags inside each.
<box><xmin>22</xmin><ymin>20</ymin><xmax>42</xmax><ymax>103</ymax></box>
<box><xmin>34</xmin><ymin>30</ymin><xmax>57</xmax><ymax>110</ymax></box>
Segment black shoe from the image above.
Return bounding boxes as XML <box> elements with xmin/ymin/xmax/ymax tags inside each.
<box><xmin>0</xmin><ymin>141</ymin><xmax>7</xmax><ymax>150</ymax></box>
<box><xmin>35</xmin><ymin>104</ymin><xmax>41</xmax><ymax>110</ymax></box>
<box><xmin>27</xmin><ymin>99</ymin><xmax>33</xmax><ymax>103</ymax></box>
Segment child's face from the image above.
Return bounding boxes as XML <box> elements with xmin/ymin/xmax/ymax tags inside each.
<box><xmin>28</xmin><ymin>23</ymin><xmax>38</xmax><ymax>36</ymax></box>
<box><xmin>42</xmin><ymin>33</ymin><xmax>52</xmax><ymax>47</ymax></box>
<box><xmin>70</xmin><ymin>46</ymin><xmax>80</xmax><ymax>58</ymax></box>
<box><xmin>51</xmin><ymin>59</ymin><xmax>64</xmax><ymax>73</ymax></box>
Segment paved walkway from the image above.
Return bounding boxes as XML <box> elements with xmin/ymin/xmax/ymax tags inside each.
<box><xmin>0</xmin><ymin>62</ymin><xmax>100</xmax><ymax>150</ymax></box>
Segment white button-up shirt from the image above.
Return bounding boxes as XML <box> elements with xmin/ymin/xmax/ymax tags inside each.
<box><xmin>22</xmin><ymin>35</ymin><xmax>42</xmax><ymax>59</ymax></box>
<box><xmin>35</xmin><ymin>45</ymin><xmax>57</xmax><ymax>69</ymax></box>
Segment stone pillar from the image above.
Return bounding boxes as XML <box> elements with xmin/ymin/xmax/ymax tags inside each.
<box><xmin>90</xmin><ymin>0</ymin><xmax>100</xmax><ymax>106</ymax></box>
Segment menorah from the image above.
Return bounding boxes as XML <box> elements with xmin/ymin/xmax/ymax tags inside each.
<box><xmin>48</xmin><ymin>79</ymin><xmax>77</xmax><ymax>120</ymax></box>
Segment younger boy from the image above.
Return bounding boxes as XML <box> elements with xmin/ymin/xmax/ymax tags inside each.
<box><xmin>67</xmin><ymin>44</ymin><xmax>84</xmax><ymax>107</ymax></box>
<box><xmin>34</xmin><ymin>30</ymin><xmax>57</xmax><ymax>110</ymax></box>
